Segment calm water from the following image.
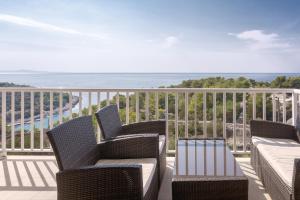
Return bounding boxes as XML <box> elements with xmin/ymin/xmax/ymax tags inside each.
<box><xmin>2</xmin><ymin>72</ymin><xmax>299</xmax><ymax>131</ymax></box>
<box><xmin>1</xmin><ymin>72</ymin><xmax>300</xmax><ymax>88</ymax></box>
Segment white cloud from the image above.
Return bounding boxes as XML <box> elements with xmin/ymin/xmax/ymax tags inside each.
<box><xmin>0</xmin><ymin>14</ymin><xmax>107</xmax><ymax>40</ymax></box>
<box><xmin>228</xmin><ymin>30</ymin><xmax>290</xmax><ymax>50</ymax></box>
<box><xmin>162</xmin><ymin>36</ymin><xmax>179</xmax><ymax>48</ymax></box>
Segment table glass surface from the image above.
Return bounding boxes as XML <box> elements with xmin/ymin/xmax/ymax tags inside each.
<box><xmin>174</xmin><ymin>139</ymin><xmax>244</xmax><ymax>177</ymax></box>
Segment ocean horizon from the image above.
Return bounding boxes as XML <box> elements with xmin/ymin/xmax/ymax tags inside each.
<box><xmin>1</xmin><ymin>72</ymin><xmax>300</xmax><ymax>88</ymax></box>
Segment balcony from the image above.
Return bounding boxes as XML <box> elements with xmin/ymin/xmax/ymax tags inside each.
<box><xmin>1</xmin><ymin>87</ymin><xmax>300</xmax><ymax>200</ymax></box>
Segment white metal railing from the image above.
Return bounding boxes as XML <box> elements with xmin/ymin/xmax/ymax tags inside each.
<box><xmin>0</xmin><ymin>87</ymin><xmax>299</xmax><ymax>155</ymax></box>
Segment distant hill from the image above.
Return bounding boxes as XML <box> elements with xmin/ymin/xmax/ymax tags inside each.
<box><xmin>0</xmin><ymin>82</ymin><xmax>29</xmax><ymax>87</ymax></box>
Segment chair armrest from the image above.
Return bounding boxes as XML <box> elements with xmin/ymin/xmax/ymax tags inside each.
<box><xmin>121</xmin><ymin>120</ymin><xmax>166</xmax><ymax>135</ymax></box>
<box><xmin>56</xmin><ymin>165</ymin><xmax>143</xmax><ymax>200</ymax></box>
<box><xmin>98</xmin><ymin>134</ymin><xmax>159</xmax><ymax>159</ymax></box>
<box><xmin>250</xmin><ymin>120</ymin><xmax>297</xmax><ymax>140</ymax></box>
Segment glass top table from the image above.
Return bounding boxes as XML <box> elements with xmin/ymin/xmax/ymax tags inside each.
<box><xmin>172</xmin><ymin>139</ymin><xmax>248</xmax><ymax>200</ymax></box>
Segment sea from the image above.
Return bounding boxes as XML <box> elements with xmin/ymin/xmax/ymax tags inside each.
<box><xmin>1</xmin><ymin>72</ymin><xmax>300</xmax><ymax>88</ymax></box>
<box><xmin>1</xmin><ymin>72</ymin><xmax>299</xmax><ymax>131</ymax></box>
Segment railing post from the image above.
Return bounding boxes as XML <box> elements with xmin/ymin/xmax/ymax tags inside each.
<box><xmin>272</xmin><ymin>94</ymin><xmax>276</xmax><ymax>122</ymax></box>
<box><xmin>69</xmin><ymin>92</ymin><xmax>73</xmax><ymax>119</ymax></box>
<box><xmin>145</xmin><ymin>92</ymin><xmax>149</xmax><ymax>121</ymax></box>
<box><xmin>1</xmin><ymin>91</ymin><xmax>7</xmax><ymax>157</ymax></box>
<box><xmin>292</xmin><ymin>92</ymin><xmax>298</xmax><ymax>126</ymax></box>
<box><xmin>97</xmin><ymin>91</ymin><xmax>101</xmax><ymax>142</ymax></box>
<box><xmin>126</xmin><ymin>92</ymin><xmax>129</xmax><ymax>124</ymax></box>
<box><xmin>106</xmin><ymin>92</ymin><xmax>110</xmax><ymax>106</ymax></box>
<box><xmin>49</xmin><ymin>92</ymin><xmax>54</xmax><ymax>129</ymax></box>
<box><xmin>194</xmin><ymin>93</ymin><xmax>197</xmax><ymax>137</ymax></box>
<box><xmin>213</xmin><ymin>92</ymin><xmax>217</xmax><ymax>138</ymax></box>
<box><xmin>233</xmin><ymin>92</ymin><xmax>236</xmax><ymax>152</ymax></box>
<box><xmin>242</xmin><ymin>92</ymin><xmax>246</xmax><ymax>152</ymax></box>
<box><xmin>252</xmin><ymin>93</ymin><xmax>256</xmax><ymax>120</ymax></box>
<box><xmin>203</xmin><ymin>92</ymin><xmax>207</xmax><ymax>138</ymax></box>
<box><xmin>59</xmin><ymin>92</ymin><xmax>63</xmax><ymax>122</ymax></box>
<box><xmin>135</xmin><ymin>92</ymin><xmax>139</xmax><ymax>122</ymax></box>
<box><xmin>165</xmin><ymin>92</ymin><xmax>169</xmax><ymax>152</ymax></box>
<box><xmin>263</xmin><ymin>93</ymin><xmax>266</xmax><ymax>120</ymax></box>
<box><xmin>155</xmin><ymin>92</ymin><xmax>159</xmax><ymax>120</ymax></box>
<box><xmin>11</xmin><ymin>91</ymin><xmax>15</xmax><ymax>150</ymax></box>
<box><xmin>88</xmin><ymin>92</ymin><xmax>92</xmax><ymax>115</ymax></box>
<box><xmin>185</xmin><ymin>92</ymin><xmax>188</xmax><ymax>138</ymax></box>
<box><xmin>283</xmin><ymin>93</ymin><xmax>286</xmax><ymax>123</ymax></box>
<box><xmin>223</xmin><ymin>92</ymin><xmax>226</xmax><ymax>139</ymax></box>
<box><xmin>30</xmin><ymin>91</ymin><xmax>34</xmax><ymax>150</ymax></box>
<box><xmin>175</xmin><ymin>92</ymin><xmax>179</xmax><ymax>142</ymax></box>
<box><xmin>21</xmin><ymin>91</ymin><xmax>24</xmax><ymax>150</ymax></box>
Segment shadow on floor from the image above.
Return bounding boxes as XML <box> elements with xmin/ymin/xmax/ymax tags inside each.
<box><xmin>0</xmin><ymin>157</ymin><xmax>57</xmax><ymax>191</ymax></box>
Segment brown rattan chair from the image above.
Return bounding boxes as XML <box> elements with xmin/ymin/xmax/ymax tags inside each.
<box><xmin>47</xmin><ymin>116</ymin><xmax>159</xmax><ymax>200</ymax></box>
<box><xmin>250</xmin><ymin>120</ymin><xmax>300</xmax><ymax>200</ymax></box>
<box><xmin>95</xmin><ymin>105</ymin><xmax>166</xmax><ymax>183</ymax></box>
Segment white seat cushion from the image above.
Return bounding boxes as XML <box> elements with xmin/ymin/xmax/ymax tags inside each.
<box><xmin>252</xmin><ymin>136</ymin><xmax>300</xmax><ymax>188</ymax></box>
<box><xmin>96</xmin><ymin>158</ymin><xmax>156</xmax><ymax>196</ymax></box>
<box><xmin>159</xmin><ymin>135</ymin><xmax>166</xmax><ymax>154</ymax></box>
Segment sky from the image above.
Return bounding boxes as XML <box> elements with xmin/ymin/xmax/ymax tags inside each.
<box><xmin>0</xmin><ymin>0</ymin><xmax>300</xmax><ymax>73</ymax></box>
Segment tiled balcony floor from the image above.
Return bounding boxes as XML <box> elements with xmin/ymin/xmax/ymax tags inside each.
<box><xmin>0</xmin><ymin>156</ymin><xmax>271</xmax><ymax>200</ymax></box>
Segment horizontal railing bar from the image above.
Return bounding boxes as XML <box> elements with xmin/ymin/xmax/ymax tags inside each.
<box><xmin>294</xmin><ymin>89</ymin><xmax>300</xmax><ymax>94</ymax></box>
<box><xmin>6</xmin><ymin>149</ymin><xmax>52</xmax><ymax>153</ymax></box>
<box><xmin>0</xmin><ymin>87</ymin><xmax>296</xmax><ymax>93</ymax></box>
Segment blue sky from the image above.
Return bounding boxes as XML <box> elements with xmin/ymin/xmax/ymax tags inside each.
<box><xmin>0</xmin><ymin>0</ymin><xmax>299</xmax><ymax>72</ymax></box>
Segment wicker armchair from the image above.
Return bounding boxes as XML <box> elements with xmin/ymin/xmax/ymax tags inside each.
<box><xmin>95</xmin><ymin>105</ymin><xmax>166</xmax><ymax>183</ymax></box>
<box><xmin>47</xmin><ymin>116</ymin><xmax>159</xmax><ymax>200</ymax></box>
<box><xmin>96</xmin><ymin>105</ymin><xmax>166</xmax><ymax>183</ymax></box>
<box><xmin>250</xmin><ymin>120</ymin><xmax>300</xmax><ymax>200</ymax></box>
